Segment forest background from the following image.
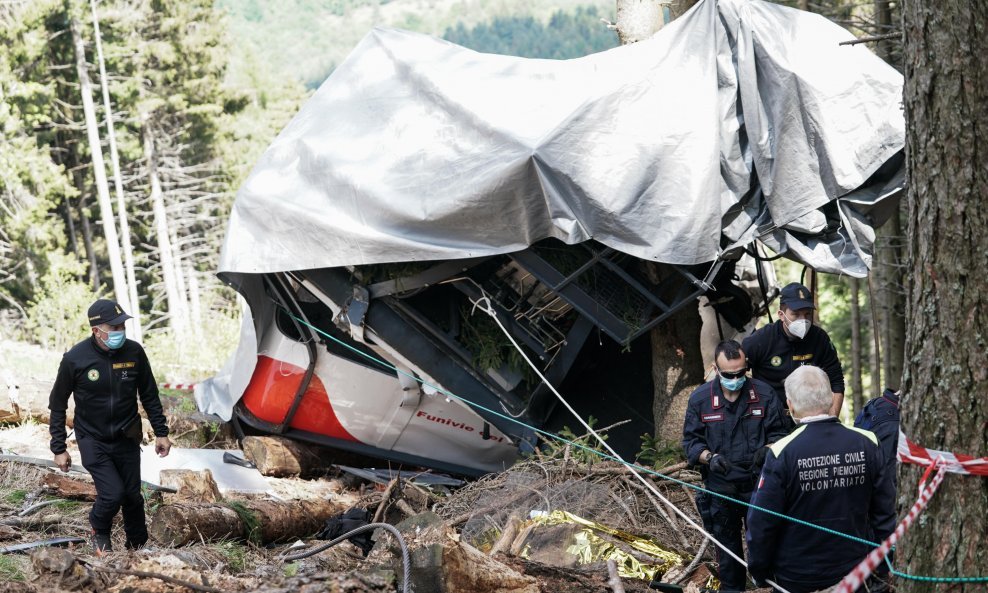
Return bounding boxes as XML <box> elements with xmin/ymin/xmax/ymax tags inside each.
<box><xmin>0</xmin><ymin>0</ymin><xmax>903</xmax><ymax>427</ymax></box>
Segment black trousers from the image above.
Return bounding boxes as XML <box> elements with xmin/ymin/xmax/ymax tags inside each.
<box><xmin>77</xmin><ymin>434</ymin><xmax>147</xmax><ymax>546</ymax></box>
<box><xmin>696</xmin><ymin>487</ymin><xmax>753</xmax><ymax>592</ymax></box>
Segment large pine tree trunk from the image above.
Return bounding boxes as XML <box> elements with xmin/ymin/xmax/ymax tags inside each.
<box><xmin>613</xmin><ymin>0</ymin><xmax>705</xmax><ymax>444</ymax></box>
<box><xmin>898</xmin><ymin>1</ymin><xmax>988</xmax><ymax>587</ymax></box>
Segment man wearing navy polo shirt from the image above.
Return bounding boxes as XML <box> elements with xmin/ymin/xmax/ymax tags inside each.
<box><xmin>743</xmin><ymin>282</ymin><xmax>845</xmax><ymax>425</ymax></box>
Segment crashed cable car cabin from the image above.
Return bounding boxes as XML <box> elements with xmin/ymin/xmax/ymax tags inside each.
<box><xmin>200</xmin><ymin>0</ymin><xmax>906</xmax><ymax>476</ymax></box>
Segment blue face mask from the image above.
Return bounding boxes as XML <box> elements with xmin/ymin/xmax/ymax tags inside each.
<box><xmin>719</xmin><ymin>375</ymin><xmax>746</xmax><ymax>392</ymax></box>
<box><xmin>103</xmin><ymin>330</ymin><xmax>126</xmax><ymax>350</ymax></box>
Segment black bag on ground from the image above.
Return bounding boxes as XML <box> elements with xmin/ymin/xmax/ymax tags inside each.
<box><xmin>315</xmin><ymin>507</ymin><xmax>374</xmax><ymax>556</ymax></box>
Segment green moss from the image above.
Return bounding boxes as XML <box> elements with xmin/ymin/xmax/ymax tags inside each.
<box><xmin>211</xmin><ymin>540</ymin><xmax>248</xmax><ymax>573</ymax></box>
<box><xmin>3</xmin><ymin>489</ymin><xmax>28</xmax><ymax>504</ymax></box>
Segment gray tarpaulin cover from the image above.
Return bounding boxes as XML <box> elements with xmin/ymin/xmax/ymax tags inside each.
<box><xmin>218</xmin><ymin>0</ymin><xmax>904</xmax><ymax>280</ymax></box>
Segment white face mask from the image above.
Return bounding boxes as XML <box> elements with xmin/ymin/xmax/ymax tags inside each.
<box><xmin>783</xmin><ymin>312</ymin><xmax>811</xmax><ymax>339</ymax></box>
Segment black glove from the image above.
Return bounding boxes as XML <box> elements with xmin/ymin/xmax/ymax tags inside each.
<box><xmin>750</xmin><ymin>575</ymin><xmax>768</xmax><ymax>588</ymax></box>
<box><xmin>752</xmin><ymin>446</ymin><xmax>769</xmax><ymax>470</ymax></box>
<box><xmin>709</xmin><ymin>454</ymin><xmax>731</xmax><ymax>475</ymax></box>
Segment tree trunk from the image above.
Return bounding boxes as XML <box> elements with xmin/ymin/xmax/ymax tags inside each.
<box><xmin>142</xmin><ymin>117</ymin><xmax>186</xmax><ymax>341</ymax></box>
<box><xmin>187</xmin><ymin>262</ymin><xmax>203</xmax><ymax>339</ymax></box>
<box><xmin>650</xmin><ymin>289</ymin><xmax>705</xmax><ymax>443</ymax></box>
<box><xmin>149</xmin><ymin>498</ymin><xmax>345</xmax><ymax>546</ymax></box>
<box><xmin>879</xmin><ymin>214</ymin><xmax>905</xmax><ymax>390</ymax></box>
<box><xmin>614</xmin><ymin>0</ymin><xmax>665</xmax><ymax>45</ymax></box>
<box><xmin>76</xmin><ymin>191</ymin><xmax>99</xmax><ymax>291</ymax></box>
<box><xmin>872</xmin><ymin>0</ymin><xmax>905</xmax><ymax>392</ymax></box>
<box><xmin>90</xmin><ymin>0</ymin><xmax>142</xmax><ymax>341</ymax></box>
<box><xmin>849</xmin><ymin>278</ymin><xmax>864</xmax><ymax>416</ymax></box>
<box><xmin>667</xmin><ymin>0</ymin><xmax>699</xmax><ymax>21</ymax></box>
<box><xmin>69</xmin><ymin>15</ymin><xmax>131</xmax><ymax>313</ymax></box>
<box><xmin>866</xmin><ymin>279</ymin><xmax>882</xmax><ymax>397</ymax></box>
<box><xmin>169</xmin><ymin>225</ymin><xmax>191</xmax><ymax>336</ymax></box>
<box><xmin>62</xmin><ymin>197</ymin><xmax>79</xmax><ymax>260</ymax></box>
<box><xmin>613</xmin><ymin>3</ymin><xmax>705</xmax><ymax>445</ymax></box>
<box><xmin>898</xmin><ymin>1</ymin><xmax>988</xmax><ymax>588</ymax></box>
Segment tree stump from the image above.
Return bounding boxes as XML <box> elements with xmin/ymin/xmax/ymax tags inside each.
<box><xmin>158</xmin><ymin>469</ymin><xmax>221</xmax><ymax>503</ymax></box>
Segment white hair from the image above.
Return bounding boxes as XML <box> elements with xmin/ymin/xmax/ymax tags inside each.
<box><xmin>784</xmin><ymin>366</ymin><xmax>832</xmax><ymax>416</ymax></box>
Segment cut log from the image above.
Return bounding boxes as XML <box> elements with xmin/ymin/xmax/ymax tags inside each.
<box><xmin>158</xmin><ymin>469</ymin><xmax>221</xmax><ymax>503</ymax></box>
<box><xmin>149</xmin><ymin>498</ymin><xmax>345</xmax><ymax>546</ymax></box>
<box><xmin>241</xmin><ymin>435</ymin><xmax>326</xmax><ymax>477</ymax></box>
<box><xmin>41</xmin><ymin>473</ymin><xmax>97</xmax><ymax>501</ymax></box>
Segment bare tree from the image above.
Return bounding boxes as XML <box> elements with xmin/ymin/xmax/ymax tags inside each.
<box><xmin>897</xmin><ymin>0</ymin><xmax>988</xmax><ymax>587</ymax></box>
<box><xmin>69</xmin><ymin>13</ymin><xmax>131</xmax><ymax>312</ymax></box>
<box><xmin>89</xmin><ymin>0</ymin><xmax>142</xmax><ymax>340</ymax></box>
<box><xmin>141</xmin><ymin>117</ymin><xmax>188</xmax><ymax>344</ymax></box>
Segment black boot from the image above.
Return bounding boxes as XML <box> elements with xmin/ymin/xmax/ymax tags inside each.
<box><xmin>91</xmin><ymin>530</ymin><xmax>112</xmax><ymax>556</ymax></box>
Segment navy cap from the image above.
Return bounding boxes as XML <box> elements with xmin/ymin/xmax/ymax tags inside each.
<box><xmin>88</xmin><ymin>299</ymin><xmax>132</xmax><ymax>327</ymax></box>
<box><xmin>779</xmin><ymin>282</ymin><xmax>815</xmax><ymax>310</ymax></box>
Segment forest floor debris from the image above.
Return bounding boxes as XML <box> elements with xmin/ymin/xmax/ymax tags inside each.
<box><xmin>0</xmin><ymin>396</ymin><xmax>775</xmax><ymax>592</ymax></box>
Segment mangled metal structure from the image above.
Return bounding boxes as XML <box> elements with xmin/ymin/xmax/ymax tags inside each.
<box><xmin>198</xmin><ymin>0</ymin><xmax>905</xmax><ymax>475</ymax></box>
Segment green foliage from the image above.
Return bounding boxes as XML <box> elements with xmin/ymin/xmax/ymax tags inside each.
<box><xmin>221</xmin><ymin>501</ymin><xmax>262</xmax><ymax>547</ymax></box>
<box><xmin>25</xmin><ymin>253</ymin><xmax>98</xmax><ymax>350</ymax></box>
<box><xmin>142</xmin><ymin>303</ymin><xmax>241</xmax><ymax>383</ymax></box>
<box><xmin>444</xmin><ymin>6</ymin><xmax>618</xmax><ymax>59</ymax></box>
<box><xmin>540</xmin><ymin>415</ymin><xmax>608</xmax><ymax>464</ymax></box>
<box><xmin>0</xmin><ymin>1</ymin><xmax>74</xmax><ymax>308</ymax></box>
<box><xmin>283</xmin><ymin>562</ymin><xmax>299</xmax><ymax>577</ymax></box>
<box><xmin>218</xmin><ymin>0</ymin><xmax>614</xmax><ymax>88</ymax></box>
<box><xmin>210</xmin><ymin>539</ymin><xmax>249</xmax><ymax>572</ymax></box>
<box><xmin>3</xmin><ymin>489</ymin><xmax>28</xmax><ymax>505</ymax></box>
<box><xmin>636</xmin><ymin>433</ymin><xmax>684</xmax><ymax>469</ymax></box>
<box><xmin>0</xmin><ymin>555</ymin><xmax>27</xmax><ymax>582</ymax></box>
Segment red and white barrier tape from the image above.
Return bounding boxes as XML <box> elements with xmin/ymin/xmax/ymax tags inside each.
<box><xmin>161</xmin><ymin>383</ymin><xmax>197</xmax><ymax>391</ymax></box>
<box><xmin>897</xmin><ymin>430</ymin><xmax>988</xmax><ymax>476</ymax></box>
<box><xmin>832</xmin><ymin>461</ymin><xmax>948</xmax><ymax>593</ymax></box>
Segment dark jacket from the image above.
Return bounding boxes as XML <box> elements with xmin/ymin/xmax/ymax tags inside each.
<box><xmin>745</xmin><ymin>418</ymin><xmax>896</xmax><ymax>591</ymax></box>
<box><xmin>682</xmin><ymin>377</ymin><xmax>788</xmax><ymax>490</ymax></box>
<box><xmin>854</xmin><ymin>388</ymin><xmax>900</xmax><ymax>486</ymax></box>
<box><xmin>49</xmin><ymin>336</ymin><xmax>169</xmax><ymax>454</ymax></box>
<box><xmin>742</xmin><ymin>320</ymin><xmax>845</xmax><ymax>396</ymax></box>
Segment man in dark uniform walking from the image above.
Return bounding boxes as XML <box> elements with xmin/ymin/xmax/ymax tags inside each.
<box><xmin>742</xmin><ymin>282</ymin><xmax>845</xmax><ymax>424</ymax></box>
<box><xmin>49</xmin><ymin>299</ymin><xmax>172</xmax><ymax>554</ymax></box>
<box><xmin>683</xmin><ymin>340</ymin><xmax>788</xmax><ymax>592</ymax></box>
<box><xmin>746</xmin><ymin>366</ymin><xmax>895</xmax><ymax>592</ymax></box>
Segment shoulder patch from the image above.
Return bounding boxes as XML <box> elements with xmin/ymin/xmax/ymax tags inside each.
<box><xmin>770</xmin><ymin>356</ymin><xmax>783</xmax><ymax>367</ymax></box>
<box><xmin>847</xmin><ymin>425</ymin><xmax>880</xmax><ymax>447</ymax></box>
<box><xmin>769</xmin><ymin>425</ymin><xmax>807</xmax><ymax>456</ymax></box>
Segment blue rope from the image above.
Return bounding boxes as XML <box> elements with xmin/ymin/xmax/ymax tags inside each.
<box><xmin>279</xmin><ymin>307</ymin><xmax>988</xmax><ymax>583</ymax></box>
